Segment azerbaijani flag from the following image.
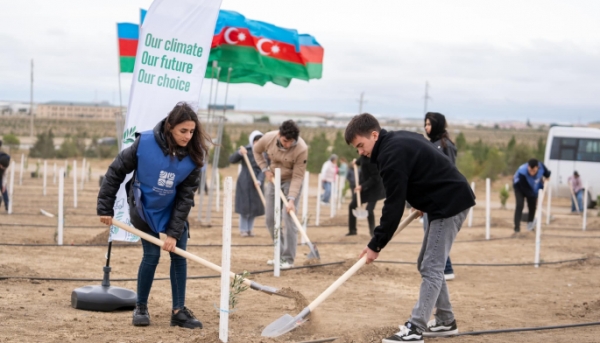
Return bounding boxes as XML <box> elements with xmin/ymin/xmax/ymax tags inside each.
<box><xmin>116</xmin><ymin>23</ymin><xmax>138</xmax><ymax>73</ymax></box>
<box><xmin>133</xmin><ymin>9</ymin><xmax>323</xmax><ymax>86</ymax></box>
<box><xmin>209</xmin><ymin>10</ymin><xmax>324</xmax><ymax>83</ymax></box>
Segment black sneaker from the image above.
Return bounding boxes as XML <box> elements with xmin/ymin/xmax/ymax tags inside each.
<box><xmin>132</xmin><ymin>304</ymin><xmax>150</xmax><ymax>326</ymax></box>
<box><xmin>170</xmin><ymin>306</ymin><xmax>203</xmax><ymax>329</ymax></box>
<box><xmin>382</xmin><ymin>322</ymin><xmax>423</xmax><ymax>343</ymax></box>
<box><xmin>345</xmin><ymin>232</ymin><xmax>357</xmax><ymax>236</ymax></box>
<box><xmin>423</xmin><ymin>319</ymin><xmax>458</xmax><ymax>337</ymax></box>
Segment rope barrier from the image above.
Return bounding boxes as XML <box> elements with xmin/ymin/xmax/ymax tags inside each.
<box><xmin>1</xmin><ymin>257</ymin><xmax>591</xmax><ymax>282</ymax></box>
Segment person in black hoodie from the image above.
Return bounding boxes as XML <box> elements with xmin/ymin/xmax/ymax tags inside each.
<box><xmin>423</xmin><ymin>112</ymin><xmax>457</xmax><ymax>281</ymax></box>
<box><xmin>97</xmin><ymin>102</ymin><xmax>209</xmax><ymax>329</ymax></box>
<box><xmin>345</xmin><ymin>113</ymin><xmax>475</xmax><ymax>343</ymax></box>
<box><xmin>346</xmin><ymin>155</ymin><xmax>385</xmax><ymax>237</ymax></box>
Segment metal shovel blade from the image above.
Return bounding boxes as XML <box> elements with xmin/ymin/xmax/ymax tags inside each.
<box><xmin>262</xmin><ymin>308</ymin><xmax>310</xmax><ymax>337</ymax></box>
<box><xmin>352</xmin><ymin>207</ymin><xmax>368</xmax><ymax>219</ymax></box>
<box><xmin>306</xmin><ymin>243</ymin><xmax>321</xmax><ymax>260</ymax></box>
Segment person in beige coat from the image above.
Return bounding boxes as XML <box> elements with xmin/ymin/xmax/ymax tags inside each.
<box><xmin>253</xmin><ymin>120</ymin><xmax>308</xmax><ymax>268</ymax></box>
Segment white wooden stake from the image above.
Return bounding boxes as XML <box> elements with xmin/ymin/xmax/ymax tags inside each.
<box><xmin>468</xmin><ymin>181</ymin><xmax>475</xmax><ymax>227</ymax></box>
<box><xmin>534</xmin><ymin>189</ymin><xmax>544</xmax><ymax>268</ymax></box>
<box><xmin>216</xmin><ymin>172</ymin><xmax>220</xmax><ymax>212</ymax></box>
<box><xmin>43</xmin><ymin>160</ymin><xmax>47</xmax><ymax>196</ymax></box>
<box><xmin>505</xmin><ymin>183</ymin><xmax>509</xmax><ymax>191</ymax></box>
<box><xmin>81</xmin><ymin>158</ymin><xmax>86</xmax><ymax>190</ymax></box>
<box><xmin>582</xmin><ymin>182</ymin><xmax>588</xmax><ymax>231</ymax></box>
<box><xmin>273</xmin><ymin>168</ymin><xmax>281</xmax><ymax>277</ymax></box>
<box><xmin>301</xmin><ymin>171</ymin><xmax>309</xmax><ymax>245</ymax></box>
<box><xmin>337</xmin><ymin>174</ymin><xmax>346</xmax><ymax>209</ymax></box>
<box><xmin>19</xmin><ymin>154</ymin><xmax>24</xmax><ymax>185</ymax></box>
<box><xmin>73</xmin><ymin>160</ymin><xmax>77</xmax><ymax>208</ymax></box>
<box><xmin>53</xmin><ymin>162</ymin><xmax>57</xmax><ymax>185</ymax></box>
<box><xmin>485</xmin><ymin>178</ymin><xmax>491</xmax><ymax>240</ymax></box>
<box><xmin>546</xmin><ymin>181</ymin><xmax>552</xmax><ymax>225</ymax></box>
<box><xmin>218</xmin><ymin>176</ymin><xmax>233</xmax><ymax>343</ymax></box>
<box><xmin>58</xmin><ymin>168</ymin><xmax>64</xmax><ymax>245</ymax></box>
<box><xmin>330</xmin><ymin>175</ymin><xmax>336</xmax><ymax>218</ymax></box>
<box><xmin>316</xmin><ymin>173</ymin><xmax>322</xmax><ymax>226</ymax></box>
<box><xmin>7</xmin><ymin>161</ymin><xmax>15</xmax><ymax>214</ymax></box>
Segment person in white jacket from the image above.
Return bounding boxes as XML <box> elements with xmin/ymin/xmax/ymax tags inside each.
<box><xmin>320</xmin><ymin>154</ymin><xmax>338</xmax><ymax>205</ymax></box>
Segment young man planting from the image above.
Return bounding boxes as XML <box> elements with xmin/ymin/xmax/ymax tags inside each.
<box><xmin>345</xmin><ymin>113</ymin><xmax>475</xmax><ymax>343</ymax></box>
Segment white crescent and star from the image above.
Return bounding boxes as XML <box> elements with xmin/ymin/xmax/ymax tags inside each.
<box><xmin>224</xmin><ymin>27</ymin><xmax>246</xmax><ymax>45</ymax></box>
<box><xmin>257</xmin><ymin>38</ymin><xmax>279</xmax><ymax>55</ymax></box>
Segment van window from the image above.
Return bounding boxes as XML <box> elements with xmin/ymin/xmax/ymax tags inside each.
<box><xmin>550</xmin><ymin>137</ymin><xmax>600</xmax><ymax>162</ymax></box>
<box><xmin>578</xmin><ymin>139</ymin><xmax>600</xmax><ymax>162</ymax></box>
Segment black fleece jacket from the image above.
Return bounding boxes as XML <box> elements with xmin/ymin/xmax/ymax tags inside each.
<box><xmin>368</xmin><ymin>129</ymin><xmax>475</xmax><ymax>252</ymax></box>
<box><xmin>97</xmin><ymin>120</ymin><xmax>200</xmax><ymax>240</ymax></box>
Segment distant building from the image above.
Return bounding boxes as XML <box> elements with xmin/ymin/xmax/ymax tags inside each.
<box><xmin>36</xmin><ymin>101</ymin><xmax>125</xmax><ymax>120</ymax></box>
<box><xmin>0</xmin><ymin>101</ymin><xmax>34</xmax><ymax>116</ymax></box>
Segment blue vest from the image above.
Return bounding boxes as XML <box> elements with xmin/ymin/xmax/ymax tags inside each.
<box><xmin>513</xmin><ymin>163</ymin><xmax>546</xmax><ymax>195</ymax></box>
<box><xmin>133</xmin><ymin>131</ymin><xmax>196</xmax><ymax>234</ymax></box>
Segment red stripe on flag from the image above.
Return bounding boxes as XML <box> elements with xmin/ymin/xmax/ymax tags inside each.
<box><xmin>212</xmin><ymin>27</ymin><xmax>306</xmax><ymax>65</ymax></box>
<box><xmin>119</xmin><ymin>38</ymin><xmax>138</xmax><ymax>57</ymax></box>
<box><xmin>300</xmin><ymin>46</ymin><xmax>323</xmax><ymax>64</ymax></box>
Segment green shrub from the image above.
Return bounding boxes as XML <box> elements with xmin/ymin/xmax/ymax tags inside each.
<box><xmin>2</xmin><ymin>134</ymin><xmax>20</xmax><ymax>150</ymax></box>
<box><xmin>500</xmin><ymin>187</ymin><xmax>510</xmax><ymax>208</ymax></box>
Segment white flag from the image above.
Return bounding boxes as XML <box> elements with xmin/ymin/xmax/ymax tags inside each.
<box><xmin>109</xmin><ymin>0</ymin><xmax>222</xmax><ymax>242</ymax></box>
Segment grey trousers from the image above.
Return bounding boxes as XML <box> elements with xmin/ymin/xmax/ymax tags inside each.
<box><xmin>265</xmin><ymin>181</ymin><xmax>302</xmax><ymax>264</ymax></box>
<box><xmin>409</xmin><ymin>209</ymin><xmax>468</xmax><ymax>331</ymax></box>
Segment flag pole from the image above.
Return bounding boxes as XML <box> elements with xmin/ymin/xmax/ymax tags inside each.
<box><xmin>115</xmin><ymin>23</ymin><xmax>124</xmax><ymax>151</ymax></box>
<box><xmin>206</xmin><ymin>66</ymin><xmax>231</xmax><ymax>225</ymax></box>
<box><xmin>197</xmin><ymin>61</ymin><xmax>217</xmax><ymax>224</ymax></box>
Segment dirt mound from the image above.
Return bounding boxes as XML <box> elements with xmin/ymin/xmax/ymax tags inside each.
<box><xmin>338</xmin><ymin>325</ymin><xmax>398</xmax><ymax>343</ymax></box>
<box><xmin>570</xmin><ymin>300</ymin><xmax>600</xmax><ymax>320</ymax></box>
<box><xmin>302</xmin><ymin>259</ymin><xmax>397</xmax><ymax>278</ymax></box>
<box><xmin>278</xmin><ymin>286</ymin><xmax>309</xmax><ymax>312</ymax></box>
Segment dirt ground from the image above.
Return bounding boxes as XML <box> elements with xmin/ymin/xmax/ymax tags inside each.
<box><xmin>1</xmin><ymin>160</ymin><xmax>600</xmax><ymax>343</ymax></box>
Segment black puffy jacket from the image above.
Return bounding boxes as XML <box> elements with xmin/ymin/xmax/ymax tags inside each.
<box><xmin>97</xmin><ymin>119</ymin><xmax>201</xmax><ymax>240</ymax></box>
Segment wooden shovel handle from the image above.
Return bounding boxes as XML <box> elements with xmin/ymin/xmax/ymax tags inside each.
<box><xmin>353</xmin><ymin>160</ymin><xmax>362</xmax><ymax>207</ymax></box>
<box><xmin>111</xmin><ymin>219</ymin><xmax>253</xmax><ymax>288</ymax></box>
<box><xmin>276</xmin><ymin>186</ymin><xmax>313</xmax><ymax>245</ymax></box>
<box><xmin>241</xmin><ymin>149</ymin><xmax>266</xmax><ymax>206</ymax></box>
<box><xmin>307</xmin><ymin>211</ymin><xmax>420</xmax><ymax>312</ymax></box>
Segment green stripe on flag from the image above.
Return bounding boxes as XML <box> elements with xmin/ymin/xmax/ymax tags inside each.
<box><xmin>119</xmin><ymin>56</ymin><xmax>135</xmax><ymax>73</ymax></box>
<box><xmin>209</xmin><ymin>45</ymin><xmax>319</xmax><ymax>81</ymax></box>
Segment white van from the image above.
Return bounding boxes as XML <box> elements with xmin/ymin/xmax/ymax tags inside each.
<box><xmin>544</xmin><ymin>126</ymin><xmax>600</xmax><ymax>206</ymax></box>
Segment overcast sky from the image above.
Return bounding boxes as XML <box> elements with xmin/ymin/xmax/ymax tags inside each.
<box><xmin>1</xmin><ymin>0</ymin><xmax>599</xmax><ymax>123</ymax></box>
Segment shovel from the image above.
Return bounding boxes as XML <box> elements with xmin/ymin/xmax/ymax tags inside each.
<box><xmin>352</xmin><ymin>161</ymin><xmax>368</xmax><ymax>219</ymax></box>
<box><xmin>110</xmin><ymin>219</ymin><xmax>290</xmax><ymax>298</ymax></box>
<box><xmin>242</xmin><ymin>151</ymin><xmax>320</xmax><ymax>260</ymax></box>
<box><xmin>276</xmin><ymin>189</ymin><xmax>320</xmax><ymax>260</ymax></box>
<box><xmin>261</xmin><ymin>211</ymin><xmax>420</xmax><ymax>337</ymax></box>
<box><xmin>241</xmin><ymin>150</ymin><xmax>267</xmax><ymax>207</ymax></box>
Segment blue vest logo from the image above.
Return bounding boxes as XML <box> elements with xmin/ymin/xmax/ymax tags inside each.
<box><xmin>158</xmin><ymin>170</ymin><xmax>176</xmax><ymax>188</ymax></box>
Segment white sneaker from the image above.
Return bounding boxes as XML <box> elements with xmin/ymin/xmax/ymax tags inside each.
<box><xmin>444</xmin><ymin>273</ymin><xmax>455</xmax><ymax>281</ymax></box>
<box><xmin>527</xmin><ymin>220</ymin><xmax>536</xmax><ymax>231</ymax></box>
<box><xmin>280</xmin><ymin>261</ymin><xmax>294</xmax><ymax>269</ymax></box>
<box><xmin>423</xmin><ymin>319</ymin><xmax>458</xmax><ymax>337</ymax></box>
<box><xmin>267</xmin><ymin>258</ymin><xmax>285</xmax><ymax>266</ymax></box>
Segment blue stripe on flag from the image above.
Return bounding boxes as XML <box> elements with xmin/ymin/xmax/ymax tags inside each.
<box><xmin>140</xmin><ymin>9</ymin><xmax>147</xmax><ymax>25</ymax></box>
<box><xmin>117</xmin><ymin>23</ymin><xmax>139</xmax><ymax>40</ymax></box>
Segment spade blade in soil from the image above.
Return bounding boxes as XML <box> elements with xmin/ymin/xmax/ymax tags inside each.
<box><xmin>352</xmin><ymin>208</ymin><xmax>368</xmax><ymax>219</ymax></box>
<box><xmin>261</xmin><ymin>310</ymin><xmax>308</xmax><ymax>337</ymax></box>
<box><xmin>306</xmin><ymin>242</ymin><xmax>321</xmax><ymax>260</ymax></box>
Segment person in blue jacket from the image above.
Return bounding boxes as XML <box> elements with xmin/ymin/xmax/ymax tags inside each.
<box><xmin>97</xmin><ymin>102</ymin><xmax>210</xmax><ymax>329</ymax></box>
<box><xmin>512</xmin><ymin>158</ymin><xmax>551</xmax><ymax>232</ymax></box>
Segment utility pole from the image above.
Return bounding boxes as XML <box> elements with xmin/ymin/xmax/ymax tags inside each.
<box><xmin>423</xmin><ymin>81</ymin><xmax>432</xmax><ymax>114</ymax></box>
<box><xmin>357</xmin><ymin>92</ymin><xmax>367</xmax><ymax>114</ymax></box>
<box><xmin>29</xmin><ymin>59</ymin><xmax>34</xmax><ymax>138</ymax></box>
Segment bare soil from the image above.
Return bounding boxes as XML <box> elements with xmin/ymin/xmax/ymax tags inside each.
<box><xmin>1</xmin><ymin>161</ymin><xmax>600</xmax><ymax>343</ymax></box>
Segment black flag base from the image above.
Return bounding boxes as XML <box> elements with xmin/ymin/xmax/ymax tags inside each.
<box><xmin>71</xmin><ymin>242</ymin><xmax>137</xmax><ymax>312</ymax></box>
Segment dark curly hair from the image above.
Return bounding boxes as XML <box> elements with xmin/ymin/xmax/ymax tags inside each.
<box><xmin>279</xmin><ymin>120</ymin><xmax>300</xmax><ymax>140</ymax></box>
